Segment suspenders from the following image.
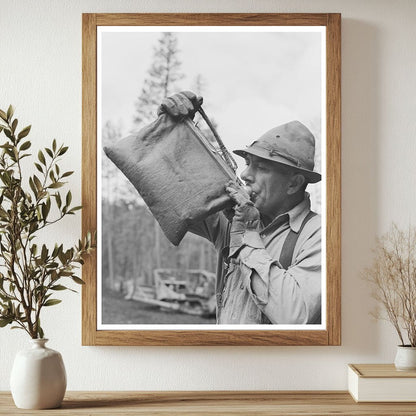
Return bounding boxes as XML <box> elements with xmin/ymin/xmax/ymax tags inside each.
<box><xmin>263</xmin><ymin>210</ymin><xmax>318</xmax><ymax>324</ymax></box>
<box><xmin>279</xmin><ymin>211</ymin><xmax>317</xmax><ymax>270</ymax></box>
<box><xmin>218</xmin><ymin>210</ymin><xmax>318</xmax><ymax>324</ymax></box>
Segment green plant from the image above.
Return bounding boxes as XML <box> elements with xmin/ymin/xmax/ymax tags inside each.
<box><xmin>363</xmin><ymin>223</ymin><xmax>416</xmax><ymax>346</ymax></box>
<box><xmin>0</xmin><ymin>105</ymin><xmax>94</xmax><ymax>338</ymax></box>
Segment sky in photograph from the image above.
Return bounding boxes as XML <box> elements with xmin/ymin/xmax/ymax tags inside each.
<box><xmin>99</xmin><ymin>27</ymin><xmax>324</xmax><ymax>176</ymax></box>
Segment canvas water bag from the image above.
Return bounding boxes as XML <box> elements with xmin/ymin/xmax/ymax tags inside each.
<box><xmin>104</xmin><ymin>113</ymin><xmax>237</xmax><ymax>246</ymax></box>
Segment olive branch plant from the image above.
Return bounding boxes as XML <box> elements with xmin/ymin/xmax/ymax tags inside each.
<box><xmin>363</xmin><ymin>223</ymin><xmax>416</xmax><ymax>347</ymax></box>
<box><xmin>0</xmin><ymin>105</ymin><xmax>95</xmax><ymax>339</ymax></box>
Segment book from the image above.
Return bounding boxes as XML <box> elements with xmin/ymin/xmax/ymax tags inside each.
<box><xmin>348</xmin><ymin>364</ymin><xmax>416</xmax><ymax>402</ymax></box>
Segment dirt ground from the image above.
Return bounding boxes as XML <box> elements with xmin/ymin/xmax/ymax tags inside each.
<box><xmin>102</xmin><ymin>288</ymin><xmax>216</xmax><ymax>325</ymax></box>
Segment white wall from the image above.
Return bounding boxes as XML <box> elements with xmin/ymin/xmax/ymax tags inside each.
<box><xmin>1</xmin><ymin>0</ymin><xmax>416</xmax><ymax>391</ymax></box>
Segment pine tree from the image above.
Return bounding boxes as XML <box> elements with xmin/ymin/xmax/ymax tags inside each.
<box><xmin>133</xmin><ymin>32</ymin><xmax>184</xmax><ymax>128</ymax></box>
<box><xmin>132</xmin><ymin>32</ymin><xmax>185</xmax><ymax>269</ymax></box>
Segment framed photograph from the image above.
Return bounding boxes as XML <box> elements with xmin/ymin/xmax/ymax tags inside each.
<box><xmin>82</xmin><ymin>13</ymin><xmax>341</xmax><ymax>346</ymax></box>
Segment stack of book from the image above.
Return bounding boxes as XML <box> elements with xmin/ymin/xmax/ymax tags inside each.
<box><xmin>348</xmin><ymin>364</ymin><xmax>416</xmax><ymax>402</ymax></box>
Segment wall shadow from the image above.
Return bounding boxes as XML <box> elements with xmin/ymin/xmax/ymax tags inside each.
<box><xmin>340</xmin><ymin>18</ymin><xmax>381</xmax><ymax>356</ymax></box>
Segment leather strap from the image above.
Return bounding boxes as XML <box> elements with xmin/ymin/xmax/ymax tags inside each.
<box><xmin>279</xmin><ymin>211</ymin><xmax>317</xmax><ymax>270</ymax></box>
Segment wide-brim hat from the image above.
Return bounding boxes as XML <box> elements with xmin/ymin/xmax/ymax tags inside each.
<box><xmin>233</xmin><ymin>120</ymin><xmax>321</xmax><ymax>183</ymax></box>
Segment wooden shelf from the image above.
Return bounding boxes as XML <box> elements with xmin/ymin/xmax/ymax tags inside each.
<box><xmin>2</xmin><ymin>391</ymin><xmax>416</xmax><ymax>415</ymax></box>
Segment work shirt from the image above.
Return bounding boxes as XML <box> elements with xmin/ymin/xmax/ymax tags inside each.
<box><xmin>190</xmin><ymin>195</ymin><xmax>321</xmax><ymax>324</ymax></box>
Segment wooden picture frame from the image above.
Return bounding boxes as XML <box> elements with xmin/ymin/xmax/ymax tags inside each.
<box><xmin>82</xmin><ymin>13</ymin><xmax>341</xmax><ymax>346</ymax></box>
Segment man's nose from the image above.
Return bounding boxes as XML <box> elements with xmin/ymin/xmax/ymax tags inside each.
<box><xmin>241</xmin><ymin>167</ymin><xmax>253</xmax><ymax>183</ymax></box>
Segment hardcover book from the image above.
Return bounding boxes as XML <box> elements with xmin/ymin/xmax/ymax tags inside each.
<box><xmin>348</xmin><ymin>364</ymin><xmax>416</xmax><ymax>402</ymax></box>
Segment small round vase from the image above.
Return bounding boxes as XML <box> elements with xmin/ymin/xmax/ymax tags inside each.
<box><xmin>394</xmin><ymin>345</ymin><xmax>416</xmax><ymax>371</ymax></box>
<box><xmin>10</xmin><ymin>339</ymin><xmax>67</xmax><ymax>409</ymax></box>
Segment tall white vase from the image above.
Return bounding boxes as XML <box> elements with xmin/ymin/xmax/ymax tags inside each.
<box><xmin>10</xmin><ymin>339</ymin><xmax>67</xmax><ymax>409</ymax></box>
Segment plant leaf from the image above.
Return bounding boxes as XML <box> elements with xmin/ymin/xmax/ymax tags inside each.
<box><xmin>38</xmin><ymin>325</ymin><xmax>44</xmax><ymax>339</ymax></box>
<box><xmin>72</xmin><ymin>276</ymin><xmax>85</xmax><ymax>285</ymax></box>
<box><xmin>34</xmin><ymin>162</ymin><xmax>43</xmax><ymax>173</ymax></box>
<box><xmin>0</xmin><ymin>317</ymin><xmax>13</xmax><ymax>327</ymax></box>
<box><xmin>38</xmin><ymin>150</ymin><xmax>46</xmax><ymax>165</ymax></box>
<box><xmin>41</xmin><ymin>202</ymin><xmax>50</xmax><ymax>220</ymax></box>
<box><xmin>41</xmin><ymin>244</ymin><xmax>48</xmax><ymax>262</ymax></box>
<box><xmin>18</xmin><ymin>125</ymin><xmax>31</xmax><ymax>140</ymax></box>
<box><xmin>48</xmin><ymin>182</ymin><xmax>64</xmax><ymax>189</ymax></box>
<box><xmin>61</xmin><ymin>171</ymin><xmax>74</xmax><ymax>178</ymax></box>
<box><xmin>50</xmin><ymin>285</ymin><xmax>68</xmax><ymax>291</ymax></box>
<box><xmin>65</xmin><ymin>191</ymin><xmax>72</xmax><ymax>207</ymax></box>
<box><xmin>29</xmin><ymin>177</ymin><xmax>37</xmax><ymax>196</ymax></box>
<box><xmin>6</xmin><ymin>105</ymin><xmax>14</xmax><ymax>121</ymax></box>
<box><xmin>33</xmin><ymin>175</ymin><xmax>42</xmax><ymax>192</ymax></box>
<box><xmin>43</xmin><ymin>299</ymin><xmax>62</xmax><ymax>307</ymax></box>
<box><xmin>55</xmin><ymin>192</ymin><xmax>62</xmax><ymax>208</ymax></box>
<box><xmin>31</xmin><ymin>244</ymin><xmax>38</xmax><ymax>256</ymax></box>
<box><xmin>4</xmin><ymin>129</ymin><xmax>12</xmax><ymax>140</ymax></box>
<box><xmin>19</xmin><ymin>140</ymin><xmax>31</xmax><ymax>151</ymax></box>
<box><xmin>11</xmin><ymin>118</ymin><xmax>18</xmax><ymax>133</ymax></box>
<box><xmin>58</xmin><ymin>146</ymin><xmax>69</xmax><ymax>156</ymax></box>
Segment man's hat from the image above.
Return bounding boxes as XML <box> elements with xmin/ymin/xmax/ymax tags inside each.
<box><xmin>233</xmin><ymin>120</ymin><xmax>321</xmax><ymax>183</ymax></box>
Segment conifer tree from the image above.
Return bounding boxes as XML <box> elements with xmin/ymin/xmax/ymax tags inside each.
<box><xmin>133</xmin><ymin>32</ymin><xmax>184</xmax><ymax>127</ymax></box>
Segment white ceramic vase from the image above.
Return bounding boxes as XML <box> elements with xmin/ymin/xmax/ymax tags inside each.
<box><xmin>394</xmin><ymin>345</ymin><xmax>416</xmax><ymax>371</ymax></box>
<box><xmin>10</xmin><ymin>338</ymin><xmax>67</xmax><ymax>409</ymax></box>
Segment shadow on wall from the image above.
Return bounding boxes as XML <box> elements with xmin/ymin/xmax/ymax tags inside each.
<box><xmin>341</xmin><ymin>19</ymin><xmax>381</xmax><ymax>355</ymax></box>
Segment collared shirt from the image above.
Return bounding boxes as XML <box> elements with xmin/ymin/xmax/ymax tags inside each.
<box><xmin>190</xmin><ymin>194</ymin><xmax>321</xmax><ymax>325</ymax></box>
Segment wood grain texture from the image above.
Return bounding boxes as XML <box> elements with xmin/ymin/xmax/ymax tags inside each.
<box><xmin>81</xmin><ymin>13</ymin><xmax>342</xmax><ymax>346</ymax></box>
<box><xmin>95</xmin><ymin>13</ymin><xmax>330</xmax><ymax>27</ymax></box>
<box><xmin>2</xmin><ymin>391</ymin><xmax>416</xmax><ymax>415</ymax></box>
<box><xmin>350</xmin><ymin>364</ymin><xmax>416</xmax><ymax>378</ymax></box>
<box><xmin>326</xmin><ymin>13</ymin><xmax>342</xmax><ymax>346</ymax></box>
<box><xmin>91</xmin><ymin>329</ymin><xmax>328</xmax><ymax>347</ymax></box>
<box><xmin>82</xmin><ymin>13</ymin><xmax>98</xmax><ymax>346</ymax></box>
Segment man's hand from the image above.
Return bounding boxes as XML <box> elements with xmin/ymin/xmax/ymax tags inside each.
<box><xmin>225</xmin><ymin>181</ymin><xmax>260</xmax><ymax>231</ymax></box>
<box><xmin>157</xmin><ymin>91</ymin><xmax>203</xmax><ymax>119</ymax></box>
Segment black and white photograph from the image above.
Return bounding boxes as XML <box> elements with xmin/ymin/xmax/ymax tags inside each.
<box><xmin>97</xmin><ymin>25</ymin><xmax>326</xmax><ymax>330</ymax></box>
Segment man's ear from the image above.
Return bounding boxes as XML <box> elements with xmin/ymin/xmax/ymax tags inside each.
<box><xmin>287</xmin><ymin>173</ymin><xmax>306</xmax><ymax>195</ymax></box>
